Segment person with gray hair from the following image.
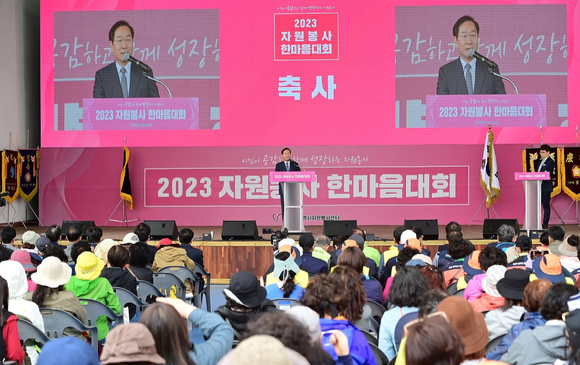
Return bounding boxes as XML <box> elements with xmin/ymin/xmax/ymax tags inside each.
<box><xmin>490</xmin><ymin>224</ymin><xmax>517</xmax><ymax>253</ymax></box>
<box><xmin>313</xmin><ymin>235</ymin><xmax>331</xmax><ymax>266</ymax></box>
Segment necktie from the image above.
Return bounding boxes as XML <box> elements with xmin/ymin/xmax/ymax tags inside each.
<box><xmin>538</xmin><ymin>158</ymin><xmax>546</xmax><ymax>172</ymax></box>
<box><xmin>465</xmin><ymin>63</ymin><xmax>473</xmax><ymax>95</ymax></box>
<box><xmin>286</xmin><ymin>162</ymin><xmax>290</xmax><ymax>171</ymax></box>
<box><xmin>120</xmin><ymin>67</ymin><xmax>129</xmax><ymax>98</ymax></box>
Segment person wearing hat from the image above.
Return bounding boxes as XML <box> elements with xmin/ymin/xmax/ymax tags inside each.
<box><xmin>264</xmin><ymin>238</ymin><xmax>310</xmax><ymax>288</ymax></box>
<box><xmin>298</xmin><ymin>233</ymin><xmax>328</xmax><ymax>275</ymax></box>
<box><xmin>94</xmin><ymin>238</ymin><xmax>120</xmax><ymax>265</ymax></box>
<box><xmin>215</xmin><ymin>271</ymin><xmax>276</xmax><ymax>337</ymax></box>
<box><xmin>10</xmin><ymin>249</ymin><xmax>37</xmax><ymax>291</ymax></box>
<box><xmin>21</xmin><ymin>230</ymin><xmax>41</xmax><ymax>254</ymax></box>
<box><xmin>501</xmin><ymin>282</ymin><xmax>579</xmax><ymax>364</ymax></box>
<box><xmin>558</xmin><ymin>235</ymin><xmax>580</xmax><ymax>273</ymax></box>
<box><xmin>100</xmin><ymin>323</ymin><xmax>166</xmax><ymax>365</ymax></box>
<box><xmin>37</xmin><ymin>337</ymin><xmax>100</xmax><ymax>365</ymax></box>
<box><xmin>65</xmin><ymin>251</ymin><xmax>121</xmax><ymax>340</ymax></box>
<box><xmin>531</xmin><ymin>253</ymin><xmax>576</xmax><ymax>285</ymax></box>
<box><xmin>471</xmin><ymin>265</ymin><xmax>507</xmax><ymax>312</ymax></box>
<box><xmin>0</xmin><ymin>260</ymin><xmax>43</xmax><ymax>331</ymax></box>
<box><xmin>217</xmin><ymin>335</ymin><xmax>309</xmax><ymax>365</ymax></box>
<box><xmin>26</xmin><ymin>256</ymin><xmax>87</xmax><ymax>337</ymax></box>
<box><xmin>464</xmin><ymin>247</ymin><xmax>507</xmax><ymax>302</ymax></box>
<box><xmin>484</xmin><ymin>269</ymin><xmax>530</xmax><ymax>341</ymax></box>
<box><xmin>558</xmin><ymin>309</ymin><xmax>580</xmax><ymax>365</ymax></box>
<box><xmin>152</xmin><ymin>238</ymin><xmax>196</xmax><ymax>273</ymax></box>
<box><xmin>437</xmin><ymin>296</ymin><xmax>490</xmax><ymax>363</ymax></box>
<box><xmin>120</xmin><ymin>232</ymin><xmax>139</xmax><ymax>247</ymax></box>
<box><xmin>486</xmin><ymin>279</ymin><xmax>551</xmax><ymax>361</ymax></box>
<box><xmin>265</xmin><ymin>250</ymin><xmax>305</xmax><ymax>300</ymax></box>
<box><xmin>35</xmin><ymin>236</ymin><xmax>52</xmax><ymax>257</ymax></box>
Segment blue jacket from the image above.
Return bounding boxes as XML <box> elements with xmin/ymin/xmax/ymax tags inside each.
<box><xmin>320</xmin><ymin>318</ymin><xmax>377</xmax><ymax>365</ymax></box>
<box><xmin>188</xmin><ymin>308</ymin><xmax>234</xmax><ymax>365</ymax></box>
<box><xmin>301</xmin><ymin>252</ymin><xmax>329</xmax><ymax>275</ymax></box>
<box><xmin>486</xmin><ymin>311</ymin><xmax>547</xmax><ymax>361</ymax></box>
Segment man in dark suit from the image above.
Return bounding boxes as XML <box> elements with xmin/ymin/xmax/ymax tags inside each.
<box><xmin>93</xmin><ymin>20</ymin><xmax>159</xmax><ymax>98</ymax></box>
<box><xmin>538</xmin><ymin>144</ymin><xmax>555</xmax><ymax>228</ymax></box>
<box><xmin>274</xmin><ymin>147</ymin><xmax>301</xmax><ymax>216</ymax></box>
<box><xmin>178</xmin><ymin>228</ymin><xmax>204</xmax><ymax>268</ymax></box>
<box><xmin>436</xmin><ymin>15</ymin><xmax>505</xmax><ymax>95</ymax></box>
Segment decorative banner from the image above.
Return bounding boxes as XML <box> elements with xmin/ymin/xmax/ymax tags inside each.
<box><xmin>561</xmin><ymin>147</ymin><xmax>580</xmax><ymax>201</ymax></box>
<box><xmin>2</xmin><ymin>150</ymin><xmax>19</xmax><ymax>204</ymax></box>
<box><xmin>523</xmin><ymin>147</ymin><xmax>561</xmax><ymax>198</ymax></box>
<box><xmin>480</xmin><ymin>130</ymin><xmax>500</xmax><ymax>208</ymax></box>
<box><xmin>120</xmin><ymin>146</ymin><xmax>133</xmax><ymax>210</ymax></box>
<box><xmin>18</xmin><ymin>149</ymin><xmax>39</xmax><ymax>202</ymax></box>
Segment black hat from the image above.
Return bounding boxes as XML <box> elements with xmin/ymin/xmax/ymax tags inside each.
<box><xmin>223</xmin><ymin>271</ymin><xmax>266</xmax><ymax>308</ymax></box>
<box><xmin>565</xmin><ymin>309</ymin><xmax>580</xmax><ymax>350</ymax></box>
<box><xmin>496</xmin><ymin>269</ymin><xmax>531</xmax><ymax>300</ymax></box>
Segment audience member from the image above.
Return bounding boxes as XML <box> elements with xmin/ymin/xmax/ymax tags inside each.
<box><xmin>378</xmin><ymin>226</ymin><xmax>405</xmax><ymax>278</ymax></box>
<box><xmin>486</xmin><ymin>279</ymin><xmax>551</xmax><ymax>360</ymax></box>
<box><xmin>532</xmin><ymin>253</ymin><xmax>575</xmax><ymax>284</ymax></box>
<box><xmin>37</xmin><ymin>337</ymin><xmax>100</xmax><ymax>365</ymax></box>
<box><xmin>560</xmin><ymin>308</ymin><xmax>580</xmax><ymax>365</ymax></box>
<box><xmin>28</xmin><ymin>256</ymin><xmax>87</xmax><ymax>337</ymax></box>
<box><xmin>313</xmin><ymin>235</ymin><xmax>332</xmax><ymax>266</ymax></box>
<box><xmin>217</xmin><ymin>335</ymin><xmax>309</xmax><ymax>365</ymax></box>
<box><xmin>10</xmin><ymin>249</ymin><xmax>37</xmax><ymax>291</ymax></box>
<box><xmin>507</xmin><ymin>235</ymin><xmax>533</xmax><ymax>268</ymax></box>
<box><xmin>0</xmin><ymin>245</ymin><xmax>13</xmax><ymax>262</ymax></box>
<box><xmin>100</xmin><ymin>245</ymin><xmax>137</xmax><ymax>294</ymax></box>
<box><xmin>489</xmin><ymin>224</ymin><xmax>517</xmax><ymax>252</ymax></box>
<box><xmin>65</xmin><ymin>251</ymin><xmax>121</xmax><ymax>340</ymax></box>
<box><xmin>0</xmin><ymin>226</ymin><xmax>18</xmax><ymax>251</ymax></box>
<box><xmin>215</xmin><ymin>271</ymin><xmax>276</xmax><ymax>337</ymax></box>
<box><xmin>349</xmin><ymin>227</ymin><xmax>380</xmax><ymax>268</ymax></box>
<box><xmin>433</xmin><ymin>229</ymin><xmax>463</xmax><ymax>269</ymax></box>
<box><xmin>119</xmin><ymin>232</ymin><xmax>139</xmax><ymax>249</ymax></box>
<box><xmin>21</xmin><ymin>230</ymin><xmax>40</xmax><ymax>254</ymax></box>
<box><xmin>404</xmin><ymin>315</ymin><xmax>464</xmax><ymax>365</ymax></box>
<box><xmin>134</xmin><ymin>223</ymin><xmax>155</xmax><ymax>264</ymax></box>
<box><xmin>380</xmin><ymin>246</ymin><xmax>420</xmax><ymax>292</ymax></box>
<box><xmin>152</xmin><ymin>238</ymin><xmax>196</xmax><ymax>273</ymax></box>
<box><xmin>485</xmin><ymin>269</ymin><xmax>530</xmax><ymax>340</ymax></box>
<box><xmin>442</xmin><ymin>237</ymin><xmax>473</xmax><ymax>287</ymax></box>
<box><xmin>437</xmin><ymin>296</ymin><xmax>489</xmax><ymax>364</ymax></box>
<box><xmin>45</xmin><ymin>225</ymin><xmax>62</xmax><ymax>246</ymax></box>
<box><xmin>379</xmin><ymin>266</ymin><xmax>430</xmax><ymax>359</ymax></box>
<box><xmin>338</xmin><ymin>246</ymin><xmax>382</xmax><ymax>302</ymax></box>
<box><xmin>0</xmin><ymin>276</ymin><xmax>24</xmax><ymax>364</ymax></box>
<box><xmin>558</xmin><ymin>235</ymin><xmax>580</xmax><ymax>273</ymax></box>
<box><xmin>128</xmin><ymin>242</ymin><xmax>154</xmax><ymax>283</ymax></box>
<box><xmin>500</xmin><ymin>282</ymin><xmax>579</xmax><ymax>364</ymax></box>
<box><xmin>264</xmin><ymin>239</ymin><xmax>309</xmax><ymax>288</ymax></box>
<box><xmin>464</xmin><ymin>247</ymin><xmax>507</xmax><ymax>302</ymax></box>
<box><xmin>64</xmin><ymin>225</ymin><xmax>82</xmax><ymax>264</ymax></box>
<box><xmin>178</xmin><ymin>228</ymin><xmax>205</xmax><ymax>268</ymax></box>
<box><xmin>70</xmin><ymin>240</ymin><xmax>92</xmax><ymax>263</ymax></box>
<box><xmin>86</xmin><ymin>226</ymin><xmax>103</xmax><ymax>247</ymax></box>
<box><xmin>0</xmin><ymin>260</ymin><xmax>43</xmax><ymax>330</ymax></box>
<box><xmin>419</xmin><ymin>264</ymin><xmax>447</xmax><ymax>291</ymax></box>
<box><xmin>94</xmin><ymin>238</ymin><xmax>119</xmax><ymax>265</ymax></box>
<box><xmin>548</xmin><ymin>226</ymin><xmax>567</xmax><ymax>256</ymax></box>
<box><xmin>150</xmin><ymin>297</ymin><xmax>233</xmax><ymax>365</ymax></box>
<box><xmin>540</xmin><ymin>231</ymin><xmax>550</xmax><ymax>246</ymax></box>
<box><xmin>300</xmin><ymin>266</ymin><xmax>374</xmax><ymax>365</ymax></box>
<box><xmin>298</xmin><ymin>233</ymin><xmax>328</xmax><ymax>275</ymax></box>
<box><xmin>100</xmin><ymin>323</ymin><xmax>166</xmax><ymax>365</ymax></box>
<box><xmin>44</xmin><ymin>244</ymin><xmax>69</xmax><ymax>262</ymax></box>
<box><xmin>471</xmin><ymin>265</ymin><xmax>507</xmax><ymax>312</ymax></box>
<box><xmin>418</xmin><ymin>289</ymin><xmax>449</xmax><ymax>317</ymax></box>
<box><xmin>265</xmin><ymin>251</ymin><xmax>305</xmax><ymax>300</ymax></box>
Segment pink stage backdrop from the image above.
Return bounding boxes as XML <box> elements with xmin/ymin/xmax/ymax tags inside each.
<box><xmin>38</xmin><ymin>144</ymin><xmax>578</xmax><ymax>227</ymax></box>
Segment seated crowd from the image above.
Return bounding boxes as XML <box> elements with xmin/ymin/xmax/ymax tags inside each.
<box><xmin>2</xmin><ymin>221</ymin><xmax>580</xmax><ymax>365</ymax></box>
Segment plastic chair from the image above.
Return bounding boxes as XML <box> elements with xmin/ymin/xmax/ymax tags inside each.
<box><xmin>17</xmin><ymin>318</ymin><xmax>50</xmax><ymax>345</ymax></box>
<box><xmin>79</xmin><ymin>298</ymin><xmax>122</xmax><ymax>330</ymax></box>
<box><xmin>193</xmin><ymin>265</ymin><xmax>212</xmax><ymax>311</ymax></box>
<box><xmin>113</xmin><ymin>287</ymin><xmax>148</xmax><ymax>322</ymax></box>
<box><xmin>136</xmin><ymin>280</ymin><xmax>164</xmax><ymax>303</ymax></box>
<box><xmin>271</xmin><ymin>298</ymin><xmax>302</xmax><ymax>311</ymax></box>
<box><xmin>158</xmin><ymin>266</ymin><xmax>200</xmax><ymax>304</ymax></box>
<box><xmin>486</xmin><ymin>333</ymin><xmax>507</xmax><ymax>354</ymax></box>
<box><xmin>153</xmin><ymin>272</ymin><xmax>187</xmax><ymax>300</ymax></box>
<box><xmin>361</xmin><ymin>329</ymin><xmax>378</xmax><ymax>346</ymax></box>
<box><xmin>366</xmin><ymin>300</ymin><xmax>386</xmax><ymax>324</ymax></box>
<box><xmin>369</xmin><ymin>342</ymin><xmax>390</xmax><ymax>365</ymax></box>
<box><xmin>40</xmin><ymin>308</ymin><xmax>99</xmax><ymax>351</ymax></box>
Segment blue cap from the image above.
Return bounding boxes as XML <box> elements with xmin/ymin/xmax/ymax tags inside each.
<box><xmin>38</xmin><ymin>337</ymin><xmax>100</xmax><ymax>365</ymax></box>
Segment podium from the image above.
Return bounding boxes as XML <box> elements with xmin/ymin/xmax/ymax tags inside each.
<box><xmin>269</xmin><ymin>171</ymin><xmax>316</xmax><ymax>234</ymax></box>
<box><xmin>515</xmin><ymin>172</ymin><xmax>550</xmax><ymax>231</ymax></box>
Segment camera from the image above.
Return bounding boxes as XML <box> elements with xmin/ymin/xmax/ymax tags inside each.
<box><xmin>271</xmin><ymin>228</ymin><xmax>289</xmax><ymax>251</ymax></box>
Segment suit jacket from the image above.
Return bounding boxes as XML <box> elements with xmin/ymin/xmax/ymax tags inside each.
<box><xmin>93</xmin><ymin>62</ymin><xmax>160</xmax><ymax>98</ymax></box>
<box><xmin>436</xmin><ymin>58</ymin><xmax>506</xmax><ymax>95</ymax></box>
<box><xmin>539</xmin><ymin>156</ymin><xmax>555</xmax><ymax>193</ymax></box>
<box><xmin>275</xmin><ymin>160</ymin><xmax>301</xmax><ymax>196</ymax></box>
<box><xmin>180</xmin><ymin>244</ymin><xmax>205</xmax><ymax>268</ymax></box>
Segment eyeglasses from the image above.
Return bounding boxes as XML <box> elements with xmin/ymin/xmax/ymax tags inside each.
<box><xmin>403</xmin><ymin>311</ymin><xmax>450</xmax><ymax>334</ymax></box>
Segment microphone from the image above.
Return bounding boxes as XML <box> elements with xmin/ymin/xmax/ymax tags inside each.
<box><xmin>290</xmin><ymin>159</ymin><xmax>300</xmax><ymax>168</ymax></box>
<box><xmin>123</xmin><ymin>53</ymin><xmax>152</xmax><ymax>73</ymax></box>
<box><xmin>468</xmin><ymin>49</ymin><xmax>498</xmax><ymax>69</ymax></box>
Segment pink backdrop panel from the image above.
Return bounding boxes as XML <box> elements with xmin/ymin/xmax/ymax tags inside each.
<box><xmin>38</xmin><ymin>144</ymin><xmax>573</xmax><ymax>227</ymax></box>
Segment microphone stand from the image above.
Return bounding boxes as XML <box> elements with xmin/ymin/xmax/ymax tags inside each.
<box><xmin>143</xmin><ymin>71</ymin><xmax>173</xmax><ymax>98</ymax></box>
<box><xmin>488</xmin><ymin>68</ymin><xmax>519</xmax><ymax>95</ymax></box>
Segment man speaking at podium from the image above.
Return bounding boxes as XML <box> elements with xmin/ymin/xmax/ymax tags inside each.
<box><xmin>436</xmin><ymin>15</ymin><xmax>506</xmax><ymax>95</ymax></box>
<box><xmin>93</xmin><ymin>20</ymin><xmax>159</xmax><ymax>98</ymax></box>
<box><xmin>275</xmin><ymin>148</ymin><xmax>301</xmax><ymax>217</ymax></box>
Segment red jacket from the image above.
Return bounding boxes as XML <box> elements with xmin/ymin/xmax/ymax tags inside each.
<box><xmin>4</xmin><ymin>314</ymin><xmax>24</xmax><ymax>365</ymax></box>
<box><xmin>471</xmin><ymin>293</ymin><xmax>505</xmax><ymax>313</ymax></box>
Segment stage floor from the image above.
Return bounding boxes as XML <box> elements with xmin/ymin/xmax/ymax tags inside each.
<box><xmin>11</xmin><ymin>223</ymin><xmax>580</xmax><ymax>242</ymax></box>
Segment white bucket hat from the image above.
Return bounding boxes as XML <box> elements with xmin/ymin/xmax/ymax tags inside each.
<box><xmin>31</xmin><ymin>256</ymin><xmax>72</xmax><ymax>288</ymax></box>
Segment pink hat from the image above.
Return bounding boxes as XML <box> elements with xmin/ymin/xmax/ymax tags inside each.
<box><xmin>10</xmin><ymin>250</ymin><xmax>36</xmax><ymax>272</ymax></box>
